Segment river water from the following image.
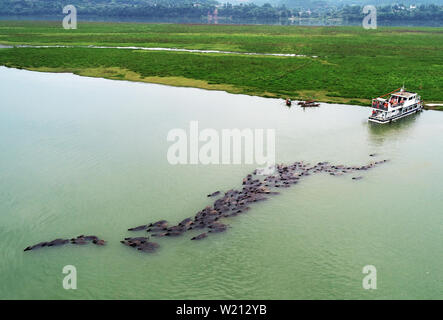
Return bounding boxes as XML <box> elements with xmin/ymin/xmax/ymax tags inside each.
<box><xmin>12</xmin><ymin>44</ymin><xmax>316</xmax><ymax>57</ymax></box>
<box><xmin>1</xmin><ymin>15</ymin><xmax>441</xmax><ymax>27</ymax></box>
<box><xmin>0</xmin><ymin>67</ymin><xmax>442</xmax><ymax>299</ymax></box>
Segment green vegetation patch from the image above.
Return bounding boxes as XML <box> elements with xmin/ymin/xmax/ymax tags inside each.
<box><xmin>0</xmin><ymin>22</ymin><xmax>442</xmax><ymax>104</ymax></box>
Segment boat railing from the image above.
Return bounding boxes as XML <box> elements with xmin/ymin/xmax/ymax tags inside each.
<box><xmin>372</xmin><ymin>100</ymin><xmax>389</xmax><ymax>110</ymax></box>
<box><xmin>389</xmin><ymin>101</ymin><xmax>405</xmax><ymax>108</ymax></box>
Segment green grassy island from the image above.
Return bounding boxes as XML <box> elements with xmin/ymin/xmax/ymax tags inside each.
<box><xmin>0</xmin><ymin>21</ymin><xmax>442</xmax><ymax>109</ymax></box>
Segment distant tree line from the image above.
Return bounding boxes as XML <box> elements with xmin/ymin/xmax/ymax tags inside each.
<box><xmin>336</xmin><ymin>4</ymin><xmax>443</xmax><ymax>22</ymax></box>
<box><xmin>0</xmin><ymin>0</ymin><xmax>442</xmax><ymax>23</ymax></box>
<box><xmin>0</xmin><ymin>0</ymin><xmax>217</xmax><ymax>18</ymax></box>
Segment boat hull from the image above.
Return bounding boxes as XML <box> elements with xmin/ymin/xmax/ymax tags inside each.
<box><xmin>368</xmin><ymin>104</ymin><xmax>422</xmax><ymax>124</ymax></box>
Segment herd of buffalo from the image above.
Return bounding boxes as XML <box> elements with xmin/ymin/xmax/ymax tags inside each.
<box><xmin>24</xmin><ymin>156</ymin><xmax>388</xmax><ymax>254</ymax></box>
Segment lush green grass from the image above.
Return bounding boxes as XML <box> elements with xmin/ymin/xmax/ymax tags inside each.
<box><xmin>0</xmin><ymin>21</ymin><xmax>442</xmax><ymax>104</ymax></box>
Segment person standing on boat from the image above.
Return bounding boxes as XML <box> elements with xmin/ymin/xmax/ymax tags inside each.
<box><xmin>286</xmin><ymin>98</ymin><xmax>292</xmax><ymax>106</ymax></box>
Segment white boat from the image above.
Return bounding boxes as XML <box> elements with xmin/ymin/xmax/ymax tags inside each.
<box><xmin>368</xmin><ymin>87</ymin><xmax>423</xmax><ymax>124</ymax></box>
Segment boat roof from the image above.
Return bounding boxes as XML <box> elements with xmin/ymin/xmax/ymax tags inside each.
<box><xmin>391</xmin><ymin>91</ymin><xmax>416</xmax><ymax>98</ymax></box>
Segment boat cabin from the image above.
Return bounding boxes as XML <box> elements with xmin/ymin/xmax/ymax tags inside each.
<box><xmin>372</xmin><ymin>88</ymin><xmax>418</xmax><ymax>111</ymax></box>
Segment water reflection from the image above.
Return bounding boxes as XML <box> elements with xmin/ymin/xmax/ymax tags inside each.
<box><xmin>366</xmin><ymin>111</ymin><xmax>421</xmax><ymax>145</ymax></box>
